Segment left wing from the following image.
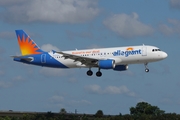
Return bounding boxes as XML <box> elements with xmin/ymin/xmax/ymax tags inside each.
<box><xmin>56</xmin><ymin>51</ymin><xmax>101</xmax><ymax>67</ymax></box>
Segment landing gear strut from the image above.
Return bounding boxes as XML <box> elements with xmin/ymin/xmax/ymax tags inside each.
<box><xmin>96</xmin><ymin>68</ymin><xmax>102</xmax><ymax>77</ymax></box>
<box><xmin>144</xmin><ymin>63</ymin><xmax>149</xmax><ymax>72</ymax></box>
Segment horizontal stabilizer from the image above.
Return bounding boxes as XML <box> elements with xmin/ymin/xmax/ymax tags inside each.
<box><xmin>11</xmin><ymin>56</ymin><xmax>33</xmax><ymax>62</ymax></box>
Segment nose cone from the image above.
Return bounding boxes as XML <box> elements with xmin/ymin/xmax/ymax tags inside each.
<box><xmin>162</xmin><ymin>52</ymin><xmax>168</xmax><ymax>59</ymax></box>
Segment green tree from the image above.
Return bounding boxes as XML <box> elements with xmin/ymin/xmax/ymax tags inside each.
<box><xmin>60</xmin><ymin>108</ymin><xmax>67</xmax><ymax>114</ymax></box>
<box><xmin>21</xmin><ymin>114</ymin><xmax>32</xmax><ymax>120</ymax></box>
<box><xmin>3</xmin><ymin>116</ymin><xmax>11</xmax><ymax>120</ymax></box>
<box><xmin>130</xmin><ymin>102</ymin><xmax>165</xmax><ymax>116</ymax></box>
<box><xmin>46</xmin><ymin>111</ymin><xmax>54</xmax><ymax>119</ymax></box>
<box><xmin>95</xmin><ymin>110</ymin><xmax>104</xmax><ymax>118</ymax></box>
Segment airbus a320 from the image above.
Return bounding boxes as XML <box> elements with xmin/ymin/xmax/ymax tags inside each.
<box><xmin>12</xmin><ymin>30</ymin><xmax>168</xmax><ymax>77</ymax></box>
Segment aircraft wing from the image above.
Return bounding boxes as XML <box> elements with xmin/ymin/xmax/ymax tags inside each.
<box><xmin>11</xmin><ymin>56</ymin><xmax>33</xmax><ymax>62</ymax></box>
<box><xmin>56</xmin><ymin>51</ymin><xmax>100</xmax><ymax>67</ymax></box>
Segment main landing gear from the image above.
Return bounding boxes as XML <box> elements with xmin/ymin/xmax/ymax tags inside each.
<box><xmin>86</xmin><ymin>68</ymin><xmax>102</xmax><ymax>77</ymax></box>
<box><xmin>87</xmin><ymin>69</ymin><xmax>93</xmax><ymax>76</ymax></box>
<box><xmin>144</xmin><ymin>63</ymin><xmax>149</xmax><ymax>72</ymax></box>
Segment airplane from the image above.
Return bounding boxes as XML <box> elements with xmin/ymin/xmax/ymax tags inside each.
<box><xmin>12</xmin><ymin>30</ymin><xmax>168</xmax><ymax>77</ymax></box>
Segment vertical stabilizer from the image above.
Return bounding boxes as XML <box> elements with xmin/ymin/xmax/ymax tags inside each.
<box><xmin>15</xmin><ymin>30</ymin><xmax>44</xmax><ymax>56</ymax></box>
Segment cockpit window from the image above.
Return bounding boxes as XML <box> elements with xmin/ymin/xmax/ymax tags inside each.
<box><xmin>152</xmin><ymin>49</ymin><xmax>161</xmax><ymax>52</ymax></box>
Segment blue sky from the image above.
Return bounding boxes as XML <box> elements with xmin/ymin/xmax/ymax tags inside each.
<box><xmin>0</xmin><ymin>0</ymin><xmax>180</xmax><ymax>115</ymax></box>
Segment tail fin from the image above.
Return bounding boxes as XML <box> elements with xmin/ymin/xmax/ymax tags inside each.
<box><xmin>15</xmin><ymin>30</ymin><xmax>44</xmax><ymax>56</ymax></box>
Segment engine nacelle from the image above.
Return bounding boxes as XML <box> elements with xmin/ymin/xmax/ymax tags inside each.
<box><xmin>113</xmin><ymin>65</ymin><xmax>128</xmax><ymax>71</ymax></box>
<box><xmin>98</xmin><ymin>59</ymin><xmax>115</xmax><ymax>69</ymax></box>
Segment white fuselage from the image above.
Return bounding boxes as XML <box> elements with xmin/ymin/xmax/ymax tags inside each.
<box><xmin>48</xmin><ymin>45</ymin><xmax>167</xmax><ymax>68</ymax></box>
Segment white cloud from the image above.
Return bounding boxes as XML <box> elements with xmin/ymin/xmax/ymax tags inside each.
<box><xmin>1</xmin><ymin>0</ymin><xmax>99</xmax><ymax>24</ymax></box>
<box><xmin>49</xmin><ymin>95</ymin><xmax>64</xmax><ymax>103</ymax></box>
<box><xmin>68</xmin><ymin>78</ymin><xmax>78</xmax><ymax>83</ymax></box>
<box><xmin>12</xmin><ymin>75</ymin><xmax>24</xmax><ymax>81</ymax></box>
<box><xmin>103</xmin><ymin>12</ymin><xmax>154</xmax><ymax>39</ymax></box>
<box><xmin>48</xmin><ymin>95</ymin><xmax>91</xmax><ymax>110</ymax></box>
<box><xmin>0</xmin><ymin>31</ymin><xmax>14</xmax><ymax>40</ymax></box>
<box><xmin>66</xmin><ymin>30</ymin><xmax>93</xmax><ymax>40</ymax></box>
<box><xmin>41</xmin><ymin>44</ymin><xmax>60</xmax><ymax>52</ymax></box>
<box><xmin>69</xmin><ymin>100</ymin><xmax>91</xmax><ymax>106</ymax></box>
<box><xmin>104</xmin><ymin>85</ymin><xmax>136</xmax><ymax>96</ymax></box>
<box><xmin>0</xmin><ymin>70</ymin><xmax>5</xmax><ymax>76</ymax></box>
<box><xmin>159</xmin><ymin>24</ymin><xmax>174</xmax><ymax>36</ymax></box>
<box><xmin>85</xmin><ymin>84</ymin><xmax>102</xmax><ymax>94</ymax></box>
<box><xmin>39</xmin><ymin>67</ymin><xmax>68</xmax><ymax>77</ymax></box>
<box><xmin>160</xmin><ymin>98</ymin><xmax>172</xmax><ymax>104</ymax></box>
<box><xmin>105</xmin><ymin>86</ymin><xmax>127</xmax><ymax>94</ymax></box>
<box><xmin>170</xmin><ymin>0</ymin><xmax>180</xmax><ymax>9</ymax></box>
<box><xmin>159</xmin><ymin>19</ymin><xmax>180</xmax><ymax>36</ymax></box>
<box><xmin>85</xmin><ymin>84</ymin><xmax>136</xmax><ymax>97</ymax></box>
<box><xmin>0</xmin><ymin>0</ymin><xmax>25</xmax><ymax>6</ymax></box>
<box><xmin>0</xmin><ymin>81</ymin><xmax>12</xmax><ymax>88</ymax></box>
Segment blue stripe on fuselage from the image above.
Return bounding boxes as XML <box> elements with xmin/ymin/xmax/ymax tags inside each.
<box><xmin>13</xmin><ymin>53</ymin><xmax>68</xmax><ymax>68</ymax></box>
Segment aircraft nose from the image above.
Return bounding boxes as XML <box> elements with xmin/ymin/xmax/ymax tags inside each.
<box><xmin>162</xmin><ymin>52</ymin><xmax>168</xmax><ymax>59</ymax></box>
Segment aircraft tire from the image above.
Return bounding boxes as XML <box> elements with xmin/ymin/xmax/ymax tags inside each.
<box><xmin>145</xmin><ymin>68</ymin><xmax>149</xmax><ymax>72</ymax></box>
<box><xmin>87</xmin><ymin>70</ymin><xmax>93</xmax><ymax>76</ymax></box>
<box><xmin>96</xmin><ymin>71</ymin><xmax>102</xmax><ymax>77</ymax></box>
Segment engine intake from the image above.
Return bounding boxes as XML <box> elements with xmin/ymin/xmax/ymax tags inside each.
<box><xmin>113</xmin><ymin>65</ymin><xmax>128</xmax><ymax>71</ymax></box>
<box><xmin>98</xmin><ymin>59</ymin><xmax>115</xmax><ymax>69</ymax></box>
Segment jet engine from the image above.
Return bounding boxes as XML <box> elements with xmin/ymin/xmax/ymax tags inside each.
<box><xmin>113</xmin><ymin>65</ymin><xmax>128</xmax><ymax>71</ymax></box>
<box><xmin>98</xmin><ymin>59</ymin><xmax>115</xmax><ymax>69</ymax></box>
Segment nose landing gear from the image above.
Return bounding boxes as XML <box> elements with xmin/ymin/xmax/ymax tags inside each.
<box><xmin>144</xmin><ymin>63</ymin><xmax>149</xmax><ymax>72</ymax></box>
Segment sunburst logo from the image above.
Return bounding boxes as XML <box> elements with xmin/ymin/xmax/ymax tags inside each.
<box><xmin>126</xmin><ymin>47</ymin><xmax>133</xmax><ymax>51</ymax></box>
<box><xmin>18</xmin><ymin>34</ymin><xmax>42</xmax><ymax>56</ymax></box>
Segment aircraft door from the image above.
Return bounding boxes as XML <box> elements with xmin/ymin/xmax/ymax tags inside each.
<box><xmin>41</xmin><ymin>54</ymin><xmax>46</xmax><ymax>63</ymax></box>
<box><xmin>142</xmin><ymin>46</ymin><xmax>147</xmax><ymax>56</ymax></box>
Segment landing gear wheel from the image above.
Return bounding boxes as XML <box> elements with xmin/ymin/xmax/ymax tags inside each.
<box><xmin>87</xmin><ymin>70</ymin><xmax>93</xmax><ymax>76</ymax></box>
<box><xmin>145</xmin><ymin>68</ymin><xmax>149</xmax><ymax>72</ymax></box>
<box><xmin>144</xmin><ymin>63</ymin><xmax>149</xmax><ymax>73</ymax></box>
<box><xmin>96</xmin><ymin>71</ymin><xmax>102</xmax><ymax>77</ymax></box>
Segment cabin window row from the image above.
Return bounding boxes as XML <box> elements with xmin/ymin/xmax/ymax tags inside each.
<box><xmin>80</xmin><ymin>52</ymin><xmax>113</xmax><ymax>57</ymax></box>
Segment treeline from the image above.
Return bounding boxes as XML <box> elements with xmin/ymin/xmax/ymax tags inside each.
<box><xmin>0</xmin><ymin>102</ymin><xmax>179</xmax><ymax>120</ymax></box>
<box><xmin>0</xmin><ymin>113</ymin><xmax>180</xmax><ymax>120</ymax></box>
